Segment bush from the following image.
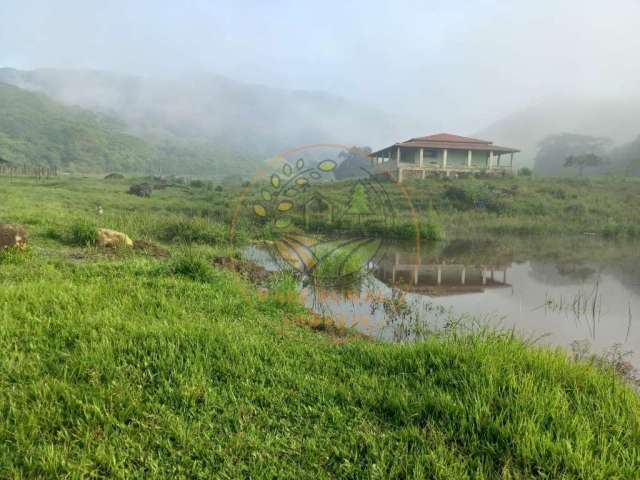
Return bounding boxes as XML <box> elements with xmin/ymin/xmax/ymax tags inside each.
<box><xmin>518</xmin><ymin>167</ymin><xmax>533</xmax><ymax>176</ymax></box>
<box><xmin>190</xmin><ymin>179</ymin><xmax>206</xmax><ymax>188</ymax></box>
<box><xmin>104</xmin><ymin>173</ymin><xmax>125</xmax><ymax>180</ymax></box>
<box><xmin>215</xmin><ymin>185</ymin><xmax>223</xmax><ymax>192</ymax></box>
<box><xmin>168</xmin><ymin>252</ymin><xmax>215</xmax><ymax>282</ymax></box>
<box><xmin>161</xmin><ymin>218</ymin><xmax>228</xmax><ymax>244</ymax></box>
<box><xmin>67</xmin><ymin>220</ymin><xmax>98</xmax><ymax>246</ymax></box>
<box><xmin>128</xmin><ymin>183</ymin><xmax>153</xmax><ymax>197</ymax></box>
<box><xmin>444</xmin><ymin>185</ymin><xmax>476</xmax><ymax>209</ymax></box>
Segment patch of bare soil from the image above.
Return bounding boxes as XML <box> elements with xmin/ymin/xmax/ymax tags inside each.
<box><xmin>212</xmin><ymin>255</ymin><xmax>272</xmax><ymax>284</ymax></box>
<box><xmin>133</xmin><ymin>240</ymin><xmax>171</xmax><ymax>259</ymax></box>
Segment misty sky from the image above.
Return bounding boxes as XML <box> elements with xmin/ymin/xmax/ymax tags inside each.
<box><xmin>1</xmin><ymin>0</ymin><xmax>640</xmax><ymax>132</ymax></box>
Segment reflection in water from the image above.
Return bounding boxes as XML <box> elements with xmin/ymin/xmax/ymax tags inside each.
<box><xmin>374</xmin><ymin>250</ymin><xmax>510</xmax><ymax>296</ymax></box>
<box><xmin>245</xmin><ymin>237</ymin><xmax>640</xmax><ymax>367</ymax></box>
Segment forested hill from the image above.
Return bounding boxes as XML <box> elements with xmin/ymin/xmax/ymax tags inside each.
<box><xmin>0</xmin><ymin>68</ymin><xmax>415</xmax><ymax>175</ymax></box>
<box><xmin>0</xmin><ymin>82</ymin><xmax>153</xmax><ymax>172</ymax></box>
<box><xmin>0</xmin><ymin>82</ymin><xmax>254</xmax><ymax>175</ymax></box>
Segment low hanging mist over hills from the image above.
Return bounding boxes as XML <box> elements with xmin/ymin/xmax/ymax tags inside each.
<box><xmin>0</xmin><ymin>68</ymin><xmax>416</xmax><ymax>175</ymax></box>
<box><xmin>477</xmin><ymin>97</ymin><xmax>640</xmax><ymax>167</ymax></box>
<box><xmin>1</xmin><ymin>67</ymin><xmax>640</xmax><ymax>175</ymax></box>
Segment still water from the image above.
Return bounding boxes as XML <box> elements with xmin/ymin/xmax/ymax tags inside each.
<box><xmin>246</xmin><ymin>236</ymin><xmax>640</xmax><ymax>366</ymax></box>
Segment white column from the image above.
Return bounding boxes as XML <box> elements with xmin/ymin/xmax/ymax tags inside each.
<box><xmin>419</xmin><ymin>148</ymin><xmax>424</xmax><ymax>167</ymax></box>
<box><xmin>489</xmin><ymin>151</ymin><xmax>494</xmax><ymax>169</ymax></box>
<box><xmin>437</xmin><ymin>266</ymin><xmax>442</xmax><ymax>285</ymax></box>
<box><xmin>467</xmin><ymin>150</ymin><xmax>472</xmax><ymax>168</ymax></box>
<box><xmin>461</xmin><ymin>267</ymin><xmax>466</xmax><ymax>285</ymax></box>
<box><xmin>396</xmin><ymin>147</ymin><xmax>401</xmax><ymax>166</ymax></box>
<box><xmin>442</xmin><ymin>149</ymin><xmax>448</xmax><ymax>169</ymax></box>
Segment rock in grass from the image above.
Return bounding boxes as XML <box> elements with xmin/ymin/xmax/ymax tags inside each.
<box><xmin>0</xmin><ymin>224</ymin><xmax>28</xmax><ymax>250</ymax></box>
<box><xmin>97</xmin><ymin>228</ymin><xmax>133</xmax><ymax>248</ymax></box>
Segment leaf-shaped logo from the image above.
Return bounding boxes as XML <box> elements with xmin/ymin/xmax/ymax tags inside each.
<box><xmin>318</xmin><ymin>160</ymin><xmax>337</xmax><ymax>172</ymax></box>
<box><xmin>296</xmin><ymin>158</ymin><xmax>305</xmax><ymax>169</ymax></box>
<box><xmin>261</xmin><ymin>190</ymin><xmax>272</xmax><ymax>201</ymax></box>
<box><xmin>295</xmin><ymin>177</ymin><xmax>308</xmax><ymax>187</ymax></box>
<box><xmin>275</xmin><ymin>218</ymin><xmax>291</xmax><ymax>229</ymax></box>
<box><xmin>271</xmin><ymin>174</ymin><xmax>281</xmax><ymax>189</ymax></box>
<box><xmin>254</xmin><ymin>204</ymin><xmax>267</xmax><ymax>217</ymax></box>
<box><xmin>277</xmin><ymin>200</ymin><xmax>294</xmax><ymax>212</ymax></box>
<box><xmin>283</xmin><ymin>164</ymin><xmax>293</xmax><ymax>176</ymax></box>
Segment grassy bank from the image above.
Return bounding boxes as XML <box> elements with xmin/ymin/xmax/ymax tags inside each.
<box><xmin>0</xmin><ymin>250</ymin><xmax>639</xmax><ymax>478</ymax></box>
<box><xmin>1</xmin><ymin>176</ymin><xmax>640</xmax><ymax>477</ymax></box>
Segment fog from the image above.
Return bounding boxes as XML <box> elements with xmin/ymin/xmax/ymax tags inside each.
<box><xmin>1</xmin><ymin>0</ymin><xmax>640</xmax><ymax>155</ymax></box>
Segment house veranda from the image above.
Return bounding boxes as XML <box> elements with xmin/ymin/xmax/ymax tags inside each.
<box><xmin>368</xmin><ymin>133</ymin><xmax>519</xmax><ymax>183</ymax></box>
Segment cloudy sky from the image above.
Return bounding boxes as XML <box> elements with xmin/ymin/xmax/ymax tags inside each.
<box><xmin>1</xmin><ymin>0</ymin><xmax>639</xmax><ymax>131</ymax></box>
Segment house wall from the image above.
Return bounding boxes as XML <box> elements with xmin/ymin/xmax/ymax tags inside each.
<box><xmin>471</xmin><ymin>151</ymin><xmax>489</xmax><ymax>167</ymax></box>
<box><xmin>423</xmin><ymin>149</ymin><xmax>444</xmax><ymax>166</ymax></box>
<box><xmin>446</xmin><ymin>150</ymin><xmax>468</xmax><ymax>166</ymax></box>
<box><xmin>399</xmin><ymin>147</ymin><xmax>490</xmax><ymax>167</ymax></box>
<box><xmin>400</xmin><ymin>147</ymin><xmax>420</xmax><ymax>164</ymax></box>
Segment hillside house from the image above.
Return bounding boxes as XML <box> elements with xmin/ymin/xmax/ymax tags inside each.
<box><xmin>368</xmin><ymin>133</ymin><xmax>519</xmax><ymax>182</ymax></box>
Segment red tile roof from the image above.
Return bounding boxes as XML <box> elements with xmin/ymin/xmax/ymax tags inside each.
<box><xmin>408</xmin><ymin>133</ymin><xmax>492</xmax><ymax>144</ymax></box>
<box><xmin>369</xmin><ymin>132</ymin><xmax>519</xmax><ymax>156</ymax></box>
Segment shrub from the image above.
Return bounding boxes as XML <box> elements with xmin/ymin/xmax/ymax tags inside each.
<box><xmin>67</xmin><ymin>220</ymin><xmax>98</xmax><ymax>246</ymax></box>
<box><xmin>168</xmin><ymin>252</ymin><xmax>215</xmax><ymax>282</ymax></box>
<box><xmin>215</xmin><ymin>185</ymin><xmax>223</xmax><ymax>192</ymax></box>
<box><xmin>128</xmin><ymin>183</ymin><xmax>153</xmax><ymax>197</ymax></box>
<box><xmin>104</xmin><ymin>173</ymin><xmax>125</xmax><ymax>180</ymax></box>
<box><xmin>265</xmin><ymin>271</ymin><xmax>300</xmax><ymax>307</ymax></box>
<box><xmin>444</xmin><ymin>185</ymin><xmax>476</xmax><ymax>210</ymax></box>
<box><xmin>518</xmin><ymin>167</ymin><xmax>533</xmax><ymax>176</ymax></box>
<box><xmin>190</xmin><ymin>179</ymin><xmax>205</xmax><ymax>188</ymax></box>
<box><xmin>162</xmin><ymin>218</ymin><xmax>228</xmax><ymax>244</ymax></box>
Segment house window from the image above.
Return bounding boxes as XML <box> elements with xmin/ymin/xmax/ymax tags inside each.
<box><xmin>425</xmin><ymin>149</ymin><xmax>438</xmax><ymax>158</ymax></box>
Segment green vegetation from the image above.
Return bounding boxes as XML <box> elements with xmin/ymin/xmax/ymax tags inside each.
<box><xmin>0</xmin><ymin>83</ymin><xmax>257</xmax><ymax>175</ymax></box>
<box><xmin>1</xmin><ymin>176</ymin><xmax>639</xmax><ymax>478</ymax></box>
<box><xmin>0</xmin><ymin>83</ymin><xmax>155</xmax><ymax>172</ymax></box>
<box><xmin>295</xmin><ymin>175</ymin><xmax>640</xmax><ymax>238</ymax></box>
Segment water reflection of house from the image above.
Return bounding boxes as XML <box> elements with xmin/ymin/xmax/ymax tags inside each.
<box><xmin>374</xmin><ymin>251</ymin><xmax>510</xmax><ymax>296</ymax></box>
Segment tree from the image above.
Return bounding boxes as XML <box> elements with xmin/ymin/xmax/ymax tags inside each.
<box><xmin>534</xmin><ymin>133</ymin><xmax>612</xmax><ymax>176</ymax></box>
<box><xmin>334</xmin><ymin>146</ymin><xmax>372</xmax><ymax>180</ymax></box>
<box><xmin>563</xmin><ymin>153</ymin><xmax>607</xmax><ymax>176</ymax></box>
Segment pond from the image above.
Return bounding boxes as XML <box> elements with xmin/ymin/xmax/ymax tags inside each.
<box><xmin>245</xmin><ymin>236</ymin><xmax>640</xmax><ymax>367</ymax></box>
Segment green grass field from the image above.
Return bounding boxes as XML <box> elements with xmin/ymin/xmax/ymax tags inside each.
<box><xmin>1</xmin><ymin>176</ymin><xmax>640</xmax><ymax>478</ymax></box>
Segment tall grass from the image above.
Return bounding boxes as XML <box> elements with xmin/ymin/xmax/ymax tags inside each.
<box><xmin>0</xmin><ymin>251</ymin><xmax>638</xmax><ymax>478</ymax></box>
<box><xmin>0</xmin><ymin>177</ymin><xmax>639</xmax><ymax>476</ymax></box>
